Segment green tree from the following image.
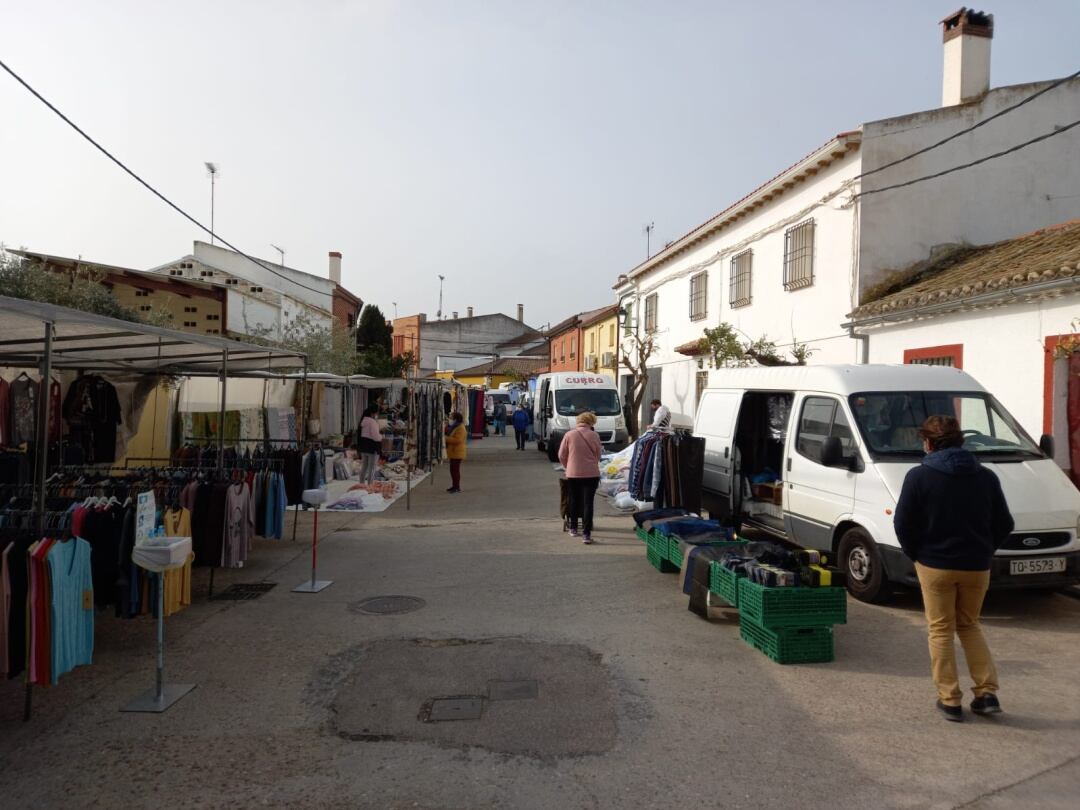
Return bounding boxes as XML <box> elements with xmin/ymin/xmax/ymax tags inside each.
<box><xmin>356</xmin><ymin>304</ymin><xmax>392</xmax><ymax>351</ymax></box>
<box><xmin>356</xmin><ymin>345</ymin><xmax>413</xmax><ymax>378</ymax></box>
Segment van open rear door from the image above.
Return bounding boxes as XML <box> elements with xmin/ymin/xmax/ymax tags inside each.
<box><xmin>697</xmin><ymin>390</ymin><xmax>741</xmax><ymax>511</ymax></box>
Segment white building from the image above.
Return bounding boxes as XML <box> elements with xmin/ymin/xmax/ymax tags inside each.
<box><xmin>615</xmin><ymin>9</ymin><xmax>1080</xmax><ymax>436</ymax></box>
<box><xmin>149</xmin><ymin>241</ymin><xmax>363</xmax><ymax>341</ymax></box>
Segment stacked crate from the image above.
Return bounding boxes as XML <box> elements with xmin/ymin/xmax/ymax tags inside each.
<box><xmin>734</xmin><ymin>578</ymin><xmax>846</xmax><ymax>664</ymax></box>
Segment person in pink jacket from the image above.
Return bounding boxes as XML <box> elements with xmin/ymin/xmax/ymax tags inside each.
<box><xmin>558</xmin><ymin>411</ymin><xmax>604</xmax><ymax>544</ymax></box>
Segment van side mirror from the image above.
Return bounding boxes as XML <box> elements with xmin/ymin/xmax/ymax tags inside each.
<box><xmin>820</xmin><ymin>436</ymin><xmax>843</xmax><ymax>468</ymax></box>
<box><xmin>544</xmin><ymin>408</ymin><xmax>553</xmax><ymax>419</ymax></box>
<box><xmin>1039</xmin><ymin>434</ymin><xmax>1055</xmax><ymax>457</ymax></box>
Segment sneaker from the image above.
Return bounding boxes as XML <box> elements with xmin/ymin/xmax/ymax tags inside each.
<box><xmin>971</xmin><ymin>694</ymin><xmax>1002</xmax><ymax>715</ymax></box>
<box><xmin>568</xmin><ymin>529</ymin><xmax>579</xmax><ymax>537</ymax></box>
<box><xmin>936</xmin><ymin>700</ymin><xmax>963</xmax><ymax>722</ymax></box>
<box><xmin>447</xmin><ymin>487</ymin><xmax>461</xmax><ymax>494</ymax></box>
<box><xmin>582</xmin><ymin>535</ymin><xmax>593</xmax><ymax>545</ymax></box>
<box><xmin>446</xmin><ymin>487</ymin><xmax>456</xmax><ymax>492</ymax></box>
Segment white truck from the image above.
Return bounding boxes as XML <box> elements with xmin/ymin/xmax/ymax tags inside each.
<box><xmin>693</xmin><ymin>364</ymin><xmax>1080</xmax><ymax>602</ymax></box>
<box><xmin>533</xmin><ymin>372</ymin><xmax>629</xmax><ymax>461</ymax></box>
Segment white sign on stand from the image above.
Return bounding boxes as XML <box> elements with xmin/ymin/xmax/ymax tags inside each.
<box><xmin>135</xmin><ymin>490</ymin><xmax>156</xmax><ymax>547</ymax></box>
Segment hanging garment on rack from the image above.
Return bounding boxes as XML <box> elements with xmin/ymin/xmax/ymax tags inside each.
<box><xmin>63</xmin><ymin>375</ymin><xmax>122</xmax><ymax>463</ymax></box>
<box><xmin>48</xmin><ymin>379</ymin><xmax>62</xmax><ymax>443</ymax></box>
<box><xmin>9</xmin><ymin>375</ymin><xmax>39</xmax><ymax>446</ymax></box>
<box><xmin>223</xmin><ymin>480</ymin><xmax>255</xmax><ymax>568</ymax></box>
<box><xmin>0</xmin><ymin>378</ymin><xmax>9</xmax><ymax>447</ymax></box>
<box><xmin>302</xmin><ymin>447</ymin><xmax>324</xmax><ymax>491</ymax></box>
<box><xmin>45</xmin><ymin>537</ymin><xmax>94</xmax><ymax>685</ymax></box>
<box><xmin>3</xmin><ymin>535</ymin><xmax>31</xmax><ymax>678</ymax></box>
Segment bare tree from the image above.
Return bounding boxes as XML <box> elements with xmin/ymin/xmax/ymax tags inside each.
<box><xmin>621</xmin><ymin>330</ymin><xmax>656</xmax><ymax>439</ymax></box>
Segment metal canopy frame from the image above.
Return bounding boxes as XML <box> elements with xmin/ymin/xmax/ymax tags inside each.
<box><xmin>0</xmin><ymin>295</ymin><xmax>306</xmax><ymax>373</ymax></box>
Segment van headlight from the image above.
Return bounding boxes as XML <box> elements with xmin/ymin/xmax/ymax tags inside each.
<box><xmin>615</xmin><ymin>415</ymin><xmax>626</xmax><ymax>429</ymax></box>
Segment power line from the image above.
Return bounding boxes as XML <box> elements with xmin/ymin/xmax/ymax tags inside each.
<box><xmin>0</xmin><ymin>57</ymin><xmax>330</xmax><ymax>297</ymax></box>
<box><xmin>857</xmin><ymin>68</ymin><xmax>1080</xmax><ymax>181</ymax></box>
<box><xmin>855</xmin><ymin>117</ymin><xmax>1080</xmax><ymax>198</ymax></box>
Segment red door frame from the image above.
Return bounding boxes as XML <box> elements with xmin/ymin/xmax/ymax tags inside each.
<box><xmin>1043</xmin><ymin>334</ymin><xmax>1080</xmax><ymax>434</ymax></box>
<box><xmin>903</xmin><ymin>344</ymin><xmax>964</xmax><ymax>368</ymax></box>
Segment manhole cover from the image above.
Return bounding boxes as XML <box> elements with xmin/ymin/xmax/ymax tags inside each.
<box><xmin>424</xmin><ymin>697</ymin><xmax>484</xmax><ymax>722</ymax></box>
<box><xmin>488</xmin><ymin>680</ymin><xmax>538</xmax><ymax>701</ymax></box>
<box><xmin>212</xmin><ymin>582</ymin><xmax>276</xmax><ymax>601</ymax></box>
<box><xmin>350</xmin><ymin>595</ymin><xmax>426</xmax><ymax>615</ymax></box>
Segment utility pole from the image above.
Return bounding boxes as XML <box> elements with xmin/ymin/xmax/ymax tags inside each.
<box><xmin>205</xmin><ymin>162</ymin><xmax>218</xmax><ymax>244</ymax></box>
<box><xmin>270</xmin><ymin>244</ymin><xmax>285</xmax><ymax>270</ymax></box>
<box><xmin>437</xmin><ymin>275</ymin><xmax>445</xmax><ymax>320</ymax></box>
<box><xmin>643</xmin><ymin>222</ymin><xmax>654</xmax><ymax>260</ymax></box>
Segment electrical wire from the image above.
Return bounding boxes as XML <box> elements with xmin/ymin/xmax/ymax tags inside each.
<box><xmin>856</xmin><ymin>68</ymin><xmax>1080</xmax><ymax>180</ymax></box>
<box><xmin>0</xmin><ymin>57</ymin><xmax>330</xmax><ymax>297</ymax></box>
<box><xmin>855</xmin><ymin>117</ymin><xmax>1080</xmax><ymax>198</ymax></box>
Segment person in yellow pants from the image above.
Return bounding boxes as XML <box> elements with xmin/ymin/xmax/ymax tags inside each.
<box><xmin>894</xmin><ymin>415</ymin><xmax>1014</xmax><ymax>722</ymax></box>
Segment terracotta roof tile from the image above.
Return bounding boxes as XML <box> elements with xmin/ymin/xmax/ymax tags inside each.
<box><xmin>453</xmin><ymin>356</ymin><xmax>549</xmax><ymax>377</ymax></box>
<box><xmin>850</xmin><ymin>220</ymin><xmax>1080</xmax><ymax>320</ymax></box>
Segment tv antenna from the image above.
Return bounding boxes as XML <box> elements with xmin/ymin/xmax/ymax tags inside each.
<box><xmin>643</xmin><ymin>222</ymin><xmax>655</xmax><ymax>259</ymax></box>
<box><xmin>270</xmin><ymin>244</ymin><xmax>285</xmax><ymax>269</ymax></box>
<box><xmin>205</xmin><ymin>162</ymin><xmax>219</xmax><ymax>245</ymax></box>
<box><xmin>437</xmin><ymin>275</ymin><xmax>445</xmax><ymax>320</ymax></box>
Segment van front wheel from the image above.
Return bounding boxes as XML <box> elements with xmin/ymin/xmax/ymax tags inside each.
<box><xmin>838</xmin><ymin>528</ymin><xmax>889</xmax><ymax>604</ymax></box>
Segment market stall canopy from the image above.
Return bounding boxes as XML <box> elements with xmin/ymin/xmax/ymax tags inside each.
<box><xmin>0</xmin><ymin>295</ymin><xmax>306</xmax><ymax>374</ymax></box>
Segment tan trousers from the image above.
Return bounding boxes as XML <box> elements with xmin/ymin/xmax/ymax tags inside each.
<box><xmin>915</xmin><ymin>562</ymin><xmax>998</xmax><ymax>706</ymax></box>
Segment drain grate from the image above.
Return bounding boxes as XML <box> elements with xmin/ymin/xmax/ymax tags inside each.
<box><xmin>212</xmin><ymin>582</ymin><xmax>277</xmax><ymax>601</ymax></box>
<box><xmin>350</xmin><ymin>595</ymin><xmax>426</xmax><ymax>615</ymax></box>
<box><xmin>423</xmin><ymin>697</ymin><xmax>484</xmax><ymax>722</ymax></box>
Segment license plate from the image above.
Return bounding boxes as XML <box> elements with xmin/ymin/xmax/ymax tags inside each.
<box><xmin>1009</xmin><ymin>557</ymin><xmax>1067</xmax><ymax>575</ymax></box>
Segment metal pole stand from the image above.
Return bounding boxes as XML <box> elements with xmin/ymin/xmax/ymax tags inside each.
<box><xmin>122</xmin><ymin>571</ymin><xmax>196</xmax><ymax>713</ymax></box>
<box><xmin>293</xmin><ymin>489</ymin><xmax>332</xmax><ymax>593</ymax></box>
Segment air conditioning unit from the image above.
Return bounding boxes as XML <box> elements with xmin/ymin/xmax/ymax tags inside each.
<box><xmin>585</xmin><ymin>355</ymin><xmax>598</xmax><ymax>371</ymax></box>
<box><xmin>601</xmin><ymin>352</ymin><xmax>615</xmax><ymax>367</ymax></box>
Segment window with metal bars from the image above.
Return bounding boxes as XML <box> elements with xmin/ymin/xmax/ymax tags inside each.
<box><xmin>644</xmin><ymin>293</ymin><xmax>658</xmax><ymax>333</ymax></box>
<box><xmin>730</xmin><ymin>250</ymin><xmax>752</xmax><ymax>308</ymax></box>
<box><xmin>689</xmin><ymin>272</ymin><xmax>707</xmax><ymax>321</ymax></box>
<box><xmin>696</xmin><ymin>370</ymin><xmax>709</xmax><ymax>404</ymax></box>
<box><xmin>783</xmin><ymin>219</ymin><xmax>815</xmax><ymax>290</ymax></box>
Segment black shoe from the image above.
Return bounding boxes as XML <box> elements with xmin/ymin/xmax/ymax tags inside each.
<box><xmin>971</xmin><ymin>694</ymin><xmax>1002</xmax><ymax>715</ymax></box>
<box><xmin>936</xmin><ymin>700</ymin><xmax>963</xmax><ymax>722</ymax></box>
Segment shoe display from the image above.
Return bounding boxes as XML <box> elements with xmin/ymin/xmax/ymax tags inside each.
<box><xmin>936</xmin><ymin>700</ymin><xmax>963</xmax><ymax>722</ymax></box>
<box><xmin>970</xmin><ymin>694</ymin><xmax>1002</xmax><ymax>715</ymax></box>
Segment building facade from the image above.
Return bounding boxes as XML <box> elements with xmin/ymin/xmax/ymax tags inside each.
<box><xmin>14</xmin><ymin>250</ymin><xmax>227</xmax><ymax>336</ymax></box>
<box><xmin>580</xmin><ymin>305</ymin><xmax>619</xmax><ymax>376</ymax></box>
<box><xmin>149</xmin><ymin>242</ymin><xmax>363</xmax><ymax>340</ymax></box>
<box><xmin>392</xmin><ymin>309</ymin><xmax>537</xmax><ymax>376</ymax></box>
<box><xmin>615</xmin><ymin>11</ymin><xmax>1080</xmax><ymax>429</ymax></box>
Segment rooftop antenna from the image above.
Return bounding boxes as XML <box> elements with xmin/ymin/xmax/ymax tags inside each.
<box><xmin>270</xmin><ymin>244</ymin><xmax>285</xmax><ymax>270</ymax></box>
<box><xmin>437</xmin><ymin>274</ymin><xmax>445</xmax><ymax>320</ymax></box>
<box><xmin>392</xmin><ymin>301</ymin><xmax>398</xmax><ymax>318</ymax></box>
<box><xmin>643</xmin><ymin>221</ymin><xmax>655</xmax><ymax>260</ymax></box>
<box><xmin>205</xmin><ymin>162</ymin><xmax>219</xmax><ymax>245</ymax></box>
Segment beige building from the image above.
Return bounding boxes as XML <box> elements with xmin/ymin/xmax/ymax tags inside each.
<box><xmin>580</xmin><ymin>305</ymin><xmax>619</xmax><ymax>376</ymax></box>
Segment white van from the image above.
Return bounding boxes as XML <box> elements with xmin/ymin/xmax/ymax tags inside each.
<box><xmin>533</xmin><ymin>372</ymin><xmax>629</xmax><ymax>461</ymax></box>
<box><xmin>694</xmin><ymin>365</ymin><xmax>1080</xmax><ymax>602</ymax></box>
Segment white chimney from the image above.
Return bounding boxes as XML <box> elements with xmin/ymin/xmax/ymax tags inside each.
<box><xmin>328</xmin><ymin>251</ymin><xmax>342</xmax><ymax>285</ymax></box>
<box><xmin>467</xmin><ymin>306</ymin><xmax>474</xmax><ymax>318</ymax></box>
<box><xmin>517</xmin><ymin>303</ymin><xmax>524</xmax><ymax>322</ymax></box>
<box><xmin>452</xmin><ymin>311</ymin><xmax>458</xmax><ymax>319</ymax></box>
<box><xmin>941</xmin><ymin>8</ymin><xmax>993</xmax><ymax>107</ymax></box>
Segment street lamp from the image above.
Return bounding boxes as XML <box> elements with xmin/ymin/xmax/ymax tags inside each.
<box><xmin>205</xmin><ymin>162</ymin><xmax>218</xmax><ymax>245</ymax></box>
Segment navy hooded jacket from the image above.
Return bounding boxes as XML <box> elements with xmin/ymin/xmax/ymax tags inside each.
<box><xmin>893</xmin><ymin>447</ymin><xmax>1014</xmax><ymax>571</ymax></box>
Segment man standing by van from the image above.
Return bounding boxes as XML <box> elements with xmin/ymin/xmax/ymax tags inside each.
<box><xmin>649</xmin><ymin>399</ymin><xmax>671</xmax><ymax>430</ymax></box>
<box><xmin>894</xmin><ymin>415</ymin><xmax>1014</xmax><ymax>722</ymax></box>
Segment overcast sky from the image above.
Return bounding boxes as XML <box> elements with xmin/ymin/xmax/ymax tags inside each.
<box><xmin>2</xmin><ymin>1</ymin><xmax>1078</xmax><ymax>328</ymax></box>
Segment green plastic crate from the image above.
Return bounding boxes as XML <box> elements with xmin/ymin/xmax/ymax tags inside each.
<box><xmin>736</xmin><ymin>578</ymin><xmax>847</xmax><ymax>629</ymax></box>
<box><xmin>634</xmin><ymin>526</ymin><xmax>649</xmax><ymax>543</ymax></box>
<box><xmin>647</xmin><ymin>543</ymin><xmax>677</xmax><ymax>573</ymax></box>
<box><xmin>739</xmin><ymin>617</ymin><xmax>834</xmax><ymax>664</ymax></box>
<box><xmin>667</xmin><ymin>538</ymin><xmax>683</xmax><ymax>568</ymax></box>
<box><xmin>709</xmin><ymin>562</ymin><xmax>743</xmax><ymax>607</ymax></box>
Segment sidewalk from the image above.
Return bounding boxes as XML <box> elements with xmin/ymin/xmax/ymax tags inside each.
<box><xmin>3</xmin><ymin>434</ymin><xmax>1080</xmax><ymax>809</ymax></box>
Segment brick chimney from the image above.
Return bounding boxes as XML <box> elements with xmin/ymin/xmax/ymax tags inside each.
<box><xmin>941</xmin><ymin>8</ymin><xmax>993</xmax><ymax>106</ymax></box>
<box><xmin>328</xmin><ymin>251</ymin><xmax>342</xmax><ymax>285</ymax></box>
<box><xmin>517</xmin><ymin>303</ymin><xmax>524</xmax><ymax>322</ymax></box>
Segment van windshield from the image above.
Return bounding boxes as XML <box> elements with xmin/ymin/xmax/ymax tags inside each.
<box><xmin>555</xmin><ymin>389</ymin><xmax>621</xmax><ymax>416</ymax></box>
<box><xmin>849</xmin><ymin>391</ymin><xmax>1043</xmax><ymax>460</ymax></box>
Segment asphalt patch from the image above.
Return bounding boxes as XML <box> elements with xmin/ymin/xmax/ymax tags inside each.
<box><xmin>330</xmin><ymin>638</ymin><xmax>617</xmax><ymax>757</ymax></box>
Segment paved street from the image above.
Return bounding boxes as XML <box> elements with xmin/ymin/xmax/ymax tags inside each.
<box><xmin>2</xmin><ymin>437</ymin><xmax>1080</xmax><ymax>809</ymax></box>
